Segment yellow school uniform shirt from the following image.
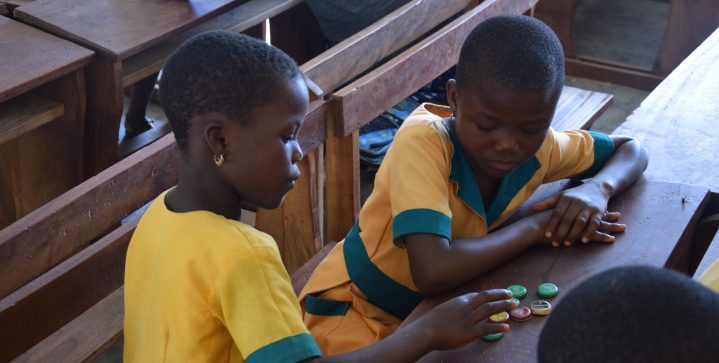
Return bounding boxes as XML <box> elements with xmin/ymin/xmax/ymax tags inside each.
<box><xmin>299</xmin><ymin>103</ymin><xmax>614</xmax><ymax>355</ymax></box>
<box><xmin>698</xmin><ymin>260</ymin><xmax>719</xmax><ymax>293</ymax></box>
<box><xmin>124</xmin><ymin>191</ymin><xmax>321</xmax><ymax>363</ymax></box>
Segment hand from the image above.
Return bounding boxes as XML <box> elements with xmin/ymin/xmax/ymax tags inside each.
<box><xmin>414</xmin><ymin>289</ymin><xmax>516</xmax><ymax>351</ymax></box>
<box><xmin>532</xmin><ymin>183</ymin><xmax>623</xmax><ymax>246</ymax></box>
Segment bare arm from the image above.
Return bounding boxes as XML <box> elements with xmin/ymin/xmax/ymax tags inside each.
<box><xmin>305</xmin><ymin>290</ymin><xmax>515</xmax><ymax>363</ymax></box>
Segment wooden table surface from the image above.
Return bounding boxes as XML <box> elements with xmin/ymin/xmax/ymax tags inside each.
<box><xmin>614</xmin><ymin>28</ymin><xmax>719</xmax><ymax>195</ymax></box>
<box><xmin>14</xmin><ymin>0</ymin><xmax>245</xmax><ymax>59</ymax></box>
<box><xmin>0</xmin><ymin>16</ymin><xmax>93</xmax><ymax>102</ymax></box>
<box><xmin>402</xmin><ymin>180</ymin><xmax>709</xmax><ymax>363</ymax></box>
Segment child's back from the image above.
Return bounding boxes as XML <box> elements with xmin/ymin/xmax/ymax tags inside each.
<box><xmin>125</xmin><ymin>192</ymin><xmax>315</xmax><ymax>362</ymax></box>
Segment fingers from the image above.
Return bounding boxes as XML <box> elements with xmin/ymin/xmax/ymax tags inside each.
<box><xmin>603</xmin><ymin>211</ymin><xmax>621</xmax><ymax>222</ymax></box>
<box><xmin>591</xmin><ymin>231</ymin><xmax>616</xmax><ymax>243</ymax></box>
<box><xmin>598</xmin><ymin>220</ymin><xmax>626</xmax><ymax>234</ymax></box>
<box><xmin>580</xmin><ymin>213</ymin><xmax>603</xmax><ymax>244</ymax></box>
<box><xmin>469</xmin><ymin>321</ymin><xmax>510</xmax><ymax>338</ymax></box>
<box><xmin>544</xmin><ymin>197</ymin><xmax>571</xmax><ymax>243</ymax></box>
<box><xmin>532</xmin><ymin>195</ymin><xmax>559</xmax><ymax>212</ymax></box>
<box><xmin>565</xmin><ymin>210</ymin><xmax>593</xmax><ymax>246</ymax></box>
<box><xmin>463</xmin><ymin>289</ymin><xmax>514</xmax><ymax>309</ymax></box>
<box><xmin>552</xmin><ymin>202</ymin><xmax>583</xmax><ymax>246</ymax></box>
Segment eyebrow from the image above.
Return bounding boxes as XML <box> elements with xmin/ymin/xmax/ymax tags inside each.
<box><xmin>477</xmin><ymin>111</ymin><xmax>547</xmax><ymax>125</ymax></box>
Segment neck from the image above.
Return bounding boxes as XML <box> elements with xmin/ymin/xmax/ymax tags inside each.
<box><xmin>166</xmin><ymin>161</ymin><xmax>243</xmax><ymax>221</ymax></box>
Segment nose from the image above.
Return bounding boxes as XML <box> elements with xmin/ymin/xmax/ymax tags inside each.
<box><xmin>292</xmin><ymin>140</ymin><xmax>303</xmax><ymax>163</ymax></box>
<box><xmin>493</xmin><ymin>129</ymin><xmax>519</xmax><ymax>153</ymax></box>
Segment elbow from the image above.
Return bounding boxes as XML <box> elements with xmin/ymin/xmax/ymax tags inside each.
<box><xmin>412</xmin><ymin>264</ymin><xmax>455</xmax><ymax>296</ymax></box>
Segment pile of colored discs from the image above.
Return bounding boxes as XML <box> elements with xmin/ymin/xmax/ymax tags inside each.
<box><xmin>482</xmin><ymin>282</ymin><xmax>560</xmax><ymax>342</ymax></box>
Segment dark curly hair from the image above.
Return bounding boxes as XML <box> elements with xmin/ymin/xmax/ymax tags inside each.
<box><xmin>159</xmin><ymin>30</ymin><xmax>302</xmax><ymax>152</ymax></box>
<box><xmin>456</xmin><ymin>15</ymin><xmax>564</xmax><ymax>97</ymax></box>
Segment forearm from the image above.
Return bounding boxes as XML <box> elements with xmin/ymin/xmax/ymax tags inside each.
<box><xmin>587</xmin><ymin>138</ymin><xmax>648</xmax><ymax>198</ymax></box>
<box><xmin>310</xmin><ymin>321</ymin><xmax>432</xmax><ymax>363</ymax></box>
<box><xmin>406</xmin><ymin>215</ymin><xmax>545</xmax><ymax>294</ymax></box>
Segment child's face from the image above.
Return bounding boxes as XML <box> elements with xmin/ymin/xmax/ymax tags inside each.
<box><xmin>447</xmin><ymin>79</ymin><xmax>557</xmax><ymax>179</ymax></box>
<box><xmin>219</xmin><ymin>76</ymin><xmax>309</xmax><ymax>209</ymax></box>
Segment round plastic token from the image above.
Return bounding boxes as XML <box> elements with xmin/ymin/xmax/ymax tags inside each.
<box><xmin>507</xmin><ymin>285</ymin><xmax>528</xmax><ymax>299</ymax></box>
<box><xmin>489</xmin><ymin>311</ymin><xmax>510</xmax><ymax>323</ymax></box>
<box><xmin>537</xmin><ymin>283</ymin><xmax>559</xmax><ymax>298</ymax></box>
<box><xmin>510</xmin><ymin>297</ymin><xmax>521</xmax><ymax>306</ymax></box>
<box><xmin>482</xmin><ymin>332</ymin><xmax>504</xmax><ymax>342</ymax></box>
<box><xmin>529</xmin><ymin>300</ymin><xmax>552</xmax><ymax>316</ymax></box>
<box><xmin>510</xmin><ymin>306</ymin><xmax>532</xmax><ymax>321</ymax></box>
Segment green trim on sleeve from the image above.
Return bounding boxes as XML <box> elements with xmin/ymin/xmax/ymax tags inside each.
<box><xmin>393</xmin><ymin>208</ymin><xmax>451</xmax><ymax>241</ymax></box>
<box><xmin>246</xmin><ymin>333</ymin><xmax>321</xmax><ymax>363</ymax></box>
<box><xmin>305</xmin><ymin>295</ymin><xmax>350</xmax><ymax>316</ymax></box>
<box><xmin>576</xmin><ymin>131</ymin><xmax>615</xmax><ymax>179</ymax></box>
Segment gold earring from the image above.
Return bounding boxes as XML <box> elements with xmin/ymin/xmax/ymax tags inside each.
<box><xmin>213</xmin><ymin>153</ymin><xmax>224</xmax><ymax>167</ymax></box>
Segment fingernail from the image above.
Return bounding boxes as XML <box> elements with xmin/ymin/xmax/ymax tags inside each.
<box><xmin>582</xmin><ymin>237</ymin><xmax>589</xmax><ymax>243</ymax></box>
<box><xmin>564</xmin><ymin>240</ymin><xmax>571</xmax><ymax>246</ymax></box>
<box><xmin>545</xmin><ymin>232</ymin><xmax>552</xmax><ymax>238</ymax></box>
<box><xmin>552</xmin><ymin>241</ymin><xmax>559</xmax><ymax>247</ymax></box>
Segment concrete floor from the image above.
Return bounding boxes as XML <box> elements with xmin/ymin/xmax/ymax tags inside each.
<box><xmin>99</xmin><ymin>1</ymin><xmax>669</xmax><ymax>361</ymax></box>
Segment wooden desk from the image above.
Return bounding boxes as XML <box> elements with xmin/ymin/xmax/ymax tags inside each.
<box><xmin>403</xmin><ymin>180</ymin><xmax>709</xmax><ymax>362</ymax></box>
<box><xmin>13</xmin><ymin>0</ymin><xmax>301</xmax><ymax>174</ymax></box>
<box><xmin>0</xmin><ymin>16</ymin><xmax>93</xmax><ymax>227</ymax></box>
<box><xmin>614</xmin><ymin>28</ymin><xmax>719</xmax><ymax>196</ymax></box>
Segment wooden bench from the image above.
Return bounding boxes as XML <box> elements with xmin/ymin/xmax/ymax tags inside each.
<box><xmin>0</xmin><ymin>16</ymin><xmax>93</xmax><ymax>229</ymax></box>
<box><xmin>13</xmin><ymin>0</ymin><xmax>309</xmax><ymax>174</ymax></box>
<box><xmin>534</xmin><ymin>0</ymin><xmax>719</xmax><ymax>90</ymax></box>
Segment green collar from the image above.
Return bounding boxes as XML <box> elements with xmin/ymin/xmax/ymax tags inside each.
<box><xmin>446</xmin><ymin>124</ymin><xmax>541</xmax><ymax>227</ymax></box>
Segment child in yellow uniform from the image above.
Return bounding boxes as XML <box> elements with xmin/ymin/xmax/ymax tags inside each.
<box><xmin>300</xmin><ymin>15</ymin><xmax>649</xmax><ymax>354</ymax></box>
<box><xmin>698</xmin><ymin>260</ymin><xmax>719</xmax><ymax>293</ymax></box>
<box><xmin>124</xmin><ymin>31</ymin><xmax>516</xmax><ymax>363</ymax></box>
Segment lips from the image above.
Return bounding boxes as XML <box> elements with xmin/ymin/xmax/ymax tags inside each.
<box><xmin>488</xmin><ymin>160</ymin><xmax>519</xmax><ymax>171</ymax></box>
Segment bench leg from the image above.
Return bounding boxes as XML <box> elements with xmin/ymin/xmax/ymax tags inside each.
<box><xmin>325</xmin><ymin>125</ymin><xmax>360</xmax><ymax>243</ymax></box>
<box><xmin>84</xmin><ymin>56</ymin><xmax>123</xmax><ymax>176</ymax></box>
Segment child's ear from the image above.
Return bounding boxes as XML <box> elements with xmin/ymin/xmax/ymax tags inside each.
<box><xmin>203</xmin><ymin>120</ymin><xmax>227</xmax><ymax>157</ymax></box>
<box><xmin>446</xmin><ymin>79</ymin><xmax>459</xmax><ymax>114</ymax></box>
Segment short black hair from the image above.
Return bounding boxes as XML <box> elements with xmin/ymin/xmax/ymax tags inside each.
<box><xmin>160</xmin><ymin>30</ymin><xmax>302</xmax><ymax>152</ymax></box>
<box><xmin>538</xmin><ymin>265</ymin><xmax>719</xmax><ymax>363</ymax></box>
<box><xmin>456</xmin><ymin>15</ymin><xmax>564</xmax><ymax>96</ymax></box>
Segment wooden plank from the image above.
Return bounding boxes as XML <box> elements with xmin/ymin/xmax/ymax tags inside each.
<box><xmin>654</xmin><ymin>0</ymin><xmax>719</xmax><ymax>75</ymax></box>
<box><xmin>121</xmin><ymin>0</ymin><xmax>303</xmax><ymax>87</ymax></box>
<box><xmin>404</xmin><ymin>180</ymin><xmax>710</xmax><ymax>362</ymax></box>
<box><xmin>0</xmin><ymin>93</ymin><xmax>65</xmax><ymax>145</ymax></box>
<box><xmin>0</xmin><ymin>134</ymin><xmax>178</xmax><ymax>299</ymax></box>
<box><xmin>0</xmin><ymin>16</ymin><xmax>93</xmax><ymax>102</ymax></box>
<box><xmin>14</xmin><ymin>0</ymin><xmax>244</xmax><ymax>60</ymax></box>
<box><xmin>325</xmin><ymin>114</ymin><xmax>359</xmax><ymax>243</ymax></box>
<box><xmin>0</xmin><ymin>220</ymin><xmax>136</xmax><ymax>362</ymax></box>
<box><xmin>301</xmin><ymin>0</ymin><xmax>472</xmax><ymax>92</ymax></box>
<box><xmin>533</xmin><ymin>0</ymin><xmax>579</xmax><ymax>57</ymax></box>
<box><xmin>0</xmin><ymin>71</ymin><xmax>87</xmax><ymax>229</ymax></box>
<box><xmin>0</xmin><ymin>3</ymin><xmax>8</xmax><ymax>15</ymax></box>
<box><xmin>551</xmin><ymin>85</ymin><xmax>613</xmax><ymax>131</ymax></box>
<box><xmin>83</xmin><ymin>56</ymin><xmax>124</xmax><ymax>174</ymax></box>
<box><xmin>614</xmin><ymin>28</ymin><xmax>719</xmax><ymax>195</ymax></box>
<box><xmin>332</xmin><ymin>0</ymin><xmax>540</xmax><ymax>137</ymax></box>
<box><xmin>566</xmin><ymin>57</ymin><xmax>664</xmax><ymax>92</ymax></box>
<box><xmin>14</xmin><ymin>287</ymin><xmax>124</xmax><ymax>363</ymax></box>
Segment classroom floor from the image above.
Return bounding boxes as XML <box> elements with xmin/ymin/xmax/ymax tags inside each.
<box><xmin>99</xmin><ymin>1</ymin><xmax>669</xmax><ymax>361</ymax></box>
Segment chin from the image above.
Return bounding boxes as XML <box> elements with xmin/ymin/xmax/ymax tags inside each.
<box><xmin>257</xmin><ymin>195</ymin><xmax>287</xmax><ymax>210</ymax></box>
